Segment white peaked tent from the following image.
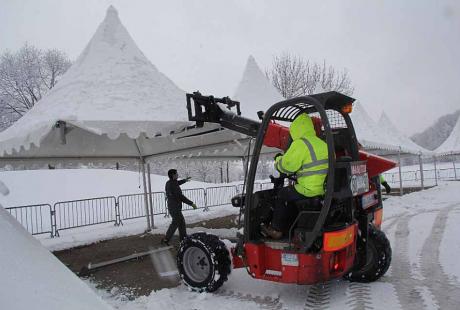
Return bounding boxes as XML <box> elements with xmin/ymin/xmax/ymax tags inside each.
<box><xmin>377</xmin><ymin>112</ymin><xmax>430</xmax><ymax>155</ymax></box>
<box><xmin>435</xmin><ymin>114</ymin><xmax>460</xmax><ymax>156</ymax></box>
<box><xmin>233</xmin><ymin>55</ymin><xmax>284</xmax><ymax>119</ymax></box>
<box><xmin>0</xmin><ymin>206</ymin><xmax>112</xmax><ymax>310</ymax></box>
<box><xmin>0</xmin><ymin>6</ymin><xmax>254</xmax><ymax>169</ymax></box>
<box><xmin>350</xmin><ymin>102</ymin><xmax>400</xmax><ymax>153</ymax></box>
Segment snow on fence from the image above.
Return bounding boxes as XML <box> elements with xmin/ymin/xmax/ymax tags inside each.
<box><xmin>5</xmin><ymin>167</ymin><xmax>458</xmax><ymax>238</ymax></box>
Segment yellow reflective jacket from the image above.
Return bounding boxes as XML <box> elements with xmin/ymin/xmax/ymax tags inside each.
<box><xmin>274</xmin><ymin>113</ymin><xmax>328</xmax><ymax>197</ymax></box>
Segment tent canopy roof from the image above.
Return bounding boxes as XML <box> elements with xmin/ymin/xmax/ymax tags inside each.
<box><xmin>233</xmin><ymin>55</ymin><xmax>284</xmax><ymax>120</ymax></box>
<box><xmin>435</xmin><ymin>114</ymin><xmax>460</xmax><ymax>156</ymax></box>
<box><xmin>0</xmin><ymin>6</ymin><xmax>189</xmax><ymax>157</ymax></box>
<box><xmin>377</xmin><ymin>112</ymin><xmax>430</xmax><ymax>155</ymax></box>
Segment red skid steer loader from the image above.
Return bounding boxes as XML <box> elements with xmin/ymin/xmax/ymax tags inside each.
<box><xmin>176</xmin><ymin>92</ymin><xmax>395</xmax><ymax>292</ymax></box>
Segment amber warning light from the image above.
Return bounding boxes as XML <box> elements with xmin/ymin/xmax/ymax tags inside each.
<box><xmin>341</xmin><ymin>103</ymin><xmax>353</xmax><ymax>114</ymax></box>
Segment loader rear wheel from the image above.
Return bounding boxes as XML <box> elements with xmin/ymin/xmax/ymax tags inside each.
<box><xmin>177</xmin><ymin>232</ymin><xmax>231</xmax><ymax>292</ymax></box>
<box><xmin>345</xmin><ymin>225</ymin><xmax>392</xmax><ymax>283</ymax></box>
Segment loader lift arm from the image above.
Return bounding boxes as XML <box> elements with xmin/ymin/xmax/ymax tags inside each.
<box><xmin>186</xmin><ymin>91</ymin><xmax>395</xmax><ymax>178</ymax></box>
<box><xmin>186</xmin><ymin>92</ymin><xmax>291</xmax><ymax>151</ymax></box>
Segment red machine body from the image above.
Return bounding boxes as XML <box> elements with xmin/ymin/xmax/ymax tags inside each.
<box><xmin>232</xmin><ymin>224</ymin><xmax>357</xmax><ymax>284</ymax></box>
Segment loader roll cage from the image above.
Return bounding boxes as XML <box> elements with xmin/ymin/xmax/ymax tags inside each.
<box><xmin>245</xmin><ymin>92</ymin><xmax>358</xmax><ymax>250</ymax></box>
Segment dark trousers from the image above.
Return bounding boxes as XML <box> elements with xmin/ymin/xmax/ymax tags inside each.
<box><xmin>165</xmin><ymin>208</ymin><xmax>186</xmax><ymax>241</ymax></box>
<box><xmin>271</xmin><ymin>186</ymin><xmax>305</xmax><ymax>233</ymax></box>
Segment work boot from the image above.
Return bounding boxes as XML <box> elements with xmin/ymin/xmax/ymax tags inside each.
<box><xmin>260</xmin><ymin>224</ymin><xmax>283</xmax><ymax>240</ymax></box>
<box><xmin>160</xmin><ymin>238</ymin><xmax>170</xmax><ymax>246</ymax></box>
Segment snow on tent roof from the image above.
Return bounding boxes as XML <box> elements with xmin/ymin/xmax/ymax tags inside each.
<box><xmin>350</xmin><ymin>102</ymin><xmax>401</xmax><ymax>152</ymax></box>
<box><xmin>0</xmin><ymin>206</ymin><xmax>112</xmax><ymax>310</ymax></box>
<box><xmin>377</xmin><ymin>112</ymin><xmax>430</xmax><ymax>155</ymax></box>
<box><xmin>435</xmin><ymin>114</ymin><xmax>460</xmax><ymax>155</ymax></box>
<box><xmin>0</xmin><ymin>6</ymin><xmax>188</xmax><ymax>155</ymax></box>
<box><xmin>233</xmin><ymin>55</ymin><xmax>284</xmax><ymax>120</ymax></box>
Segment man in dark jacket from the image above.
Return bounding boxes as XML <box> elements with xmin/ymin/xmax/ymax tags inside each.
<box><xmin>161</xmin><ymin>169</ymin><xmax>197</xmax><ymax>245</ymax></box>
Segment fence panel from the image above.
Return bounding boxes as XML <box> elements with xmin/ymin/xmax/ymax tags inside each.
<box><xmin>259</xmin><ymin>182</ymin><xmax>273</xmax><ymax>191</ymax></box>
<box><xmin>182</xmin><ymin>188</ymin><xmax>206</xmax><ymax>211</ymax></box>
<box><xmin>383</xmin><ymin>167</ymin><xmax>459</xmax><ymax>186</ymax></box>
<box><xmin>54</xmin><ymin>196</ymin><xmax>117</xmax><ymax>234</ymax></box>
<box><xmin>118</xmin><ymin>192</ymin><xmax>166</xmax><ymax>220</ymax></box>
<box><xmin>206</xmin><ymin>186</ymin><xmax>237</xmax><ymax>207</ymax></box>
<box><xmin>5</xmin><ymin>204</ymin><xmax>53</xmax><ymax>236</ymax></box>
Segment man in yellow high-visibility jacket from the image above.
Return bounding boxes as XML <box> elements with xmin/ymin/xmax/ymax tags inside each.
<box><xmin>261</xmin><ymin>113</ymin><xmax>329</xmax><ymax>239</ymax></box>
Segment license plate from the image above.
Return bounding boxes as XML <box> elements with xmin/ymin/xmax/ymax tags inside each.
<box><xmin>350</xmin><ymin>172</ymin><xmax>369</xmax><ymax>196</ymax></box>
<box><xmin>281</xmin><ymin>253</ymin><xmax>299</xmax><ymax>266</ymax></box>
<box><xmin>361</xmin><ymin>190</ymin><xmax>378</xmax><ymax>209</ymax></box>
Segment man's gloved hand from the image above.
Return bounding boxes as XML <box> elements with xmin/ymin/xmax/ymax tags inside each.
<box><xmin>185</xmin><ymin>177</ymin><xmax>192</xmax><ymax>182</ymax></box>
<box><xmin>382</xmin><ymin>181</ymin><xmax>391</xmax><ymax>194</ymax></box>
<box><xmin>192</xmin><ymin>203</ymin><xmax>198</xmax><ymax>209</ymax></box>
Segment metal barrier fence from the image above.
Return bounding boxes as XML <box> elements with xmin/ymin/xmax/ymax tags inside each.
<box><xmin>236</xmin><ymin>182</ymin><xmax>272</xmax><ymax>193</ymax></box>
<box><xmin>383</xmin><ymin>167</ymin><xmax>459</xmax><ymax>185</ymax></box>
<box><xmin>182</xmin><ymin>188</ymin><xmax>206</xmax><ymax>211</ymax></box>
<box><xmin>118</xmin><ymin>192</ymin><xmax>166</xmax><ymax>221</ymax></box>
<box><xmin>5</xmin><ymin>204</ymin><xmax>53</xmax><ymax>237</ymax></box>
<box><xmin>206</xmin><ymin>186</ymin><xmax>238</xmax><ymax>208</ymax></box>
<box><xmin>53</xmin><ymin>196</ymin><xmax>117</xmax><ymax>236</ymax></box>
<box><xmin>14</xmin><ymin>168</ymin><xmax>457</xmax><ymax>238</ymax></box>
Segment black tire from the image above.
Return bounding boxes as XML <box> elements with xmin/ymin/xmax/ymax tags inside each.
<box><xmin>177</xmin><ymin>232</ymin><xmax>231</xmax><ymax>292</ymax></box>
<box><xmin>345</xmin><ymin>225</ymin><xmax>392</xmax><ymax>283</ymax></box>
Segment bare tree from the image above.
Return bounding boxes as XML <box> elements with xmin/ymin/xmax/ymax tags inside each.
<box><xmin>0</xmin><ymin>43</ymin><xmax>71</xmax><ymax>121</ymax></box>
<box><xmin>266</xmin><ymin>53</ymin><xmax>354</xmax><ymax>98</ymax></box>
<box><xmin>40</xmin><ymin>49</ymin><xmax>71</xmax><ymax>89</ymax></box>
<box><xmin>192</xmin><ymin>161</ymin><xmax>215</xmax><ymax>182</ymax></box>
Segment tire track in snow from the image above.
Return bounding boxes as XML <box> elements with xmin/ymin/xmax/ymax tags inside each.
<box><xmin>345</xmin><ymin>282</ymin><xmax>374</xmax><ymax>310</ymax></box>
<box><xmin>390</xmin><ymin>214</ymin><xmax>426</xmax><ymax>310</ymax></box>
<box><xmin>218</xmin><ymin>289</ymin><xmax>283</xmax><ymax>309</ymax></box>
<box><xmin>304</xmin><ymin>282</ymin><xmax>331</xmax><ymax>310</ymax></box>
<box><xmin>419</xmin><ymin>204</ymin><xmax>460</xmax><ymax>309</ymax></box>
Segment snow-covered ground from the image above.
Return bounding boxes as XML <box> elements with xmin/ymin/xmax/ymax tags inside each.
<box><xmin>88</xmin><ymin>181</ymin><xmax>460</xmax><ymax>310</ymax></box>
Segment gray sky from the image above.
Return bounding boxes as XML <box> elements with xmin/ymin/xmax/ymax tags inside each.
<box><xmin>1</xmin><ymin>0</ymin><xmax>459</xmax><ymax>135</ymax></box>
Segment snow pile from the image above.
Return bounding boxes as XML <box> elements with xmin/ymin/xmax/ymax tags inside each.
<box><xmin>233</xmin><ymin>55</ymin><xmax>284</xmax><ymax>120</ymax></box>
<box><xmin>350</xmin><ymin>102</ymin><xmax>399</xmax><ymax>151</ymax></box>
<box><xmin>0</xmin><ymin>207</ymin><xmax>112</xmax><ymax>310</ymax></box>
<box><xmin>435</xmin><ymin>114</ymin><xmax>460</xmax><ymax>155</ymax></box>
<box><xmin>377</xmin><ymin>112</ymin><xmax>430</xmax><ymax>154</ymax></box>
<box><xmin>0</xmin><ymin>6</ymin><xmax>188</xmax><ymax>155</ymax></box>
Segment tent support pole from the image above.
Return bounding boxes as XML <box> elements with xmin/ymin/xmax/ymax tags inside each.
<box><xmin>147</xmin><ymin>163</ymin><xmax>155</xmax><ymax>228</ymax></box>
<box><xmin>418</xmin><ymin>153</ymin><xmax>424</xmax><ymax>190</ymax></box>
<box><xmin>398</xmin><ymin>147</ymin><xmax>403</xmax><ymax>196</ymax></box>
<box><xmin>452</xmin><ymin>155</ymin><xmax>457</xmax><ymax>181</ymax></box>
<box><xmin>140</xmin><ymin>159</ymin><xmax>152</xmax><ymax>231</ymax></box>
<box><xmin>433</xmin><ymin>155</ymin><xmax>438</xmax><ymax>186</ymax></box>
<box><xmin>134</xmin><ymin>139</ymin><xmax>151</xmax><ymax>232</ymax></box>
<box><xmin>227</xmin><ymin>161</ymin><xmax>229</xmax><ymax>183</ymax></box>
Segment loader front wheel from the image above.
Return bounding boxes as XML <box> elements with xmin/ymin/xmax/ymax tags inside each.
<box><xmin>177</xmin><ymin>233</ymin><xmax>231</xmax><ymax>292</ymax></box>
<box><xmin>345</xmin><ymin>225</ymin><xmax>392</xmax><ymax>283</ymax></box>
